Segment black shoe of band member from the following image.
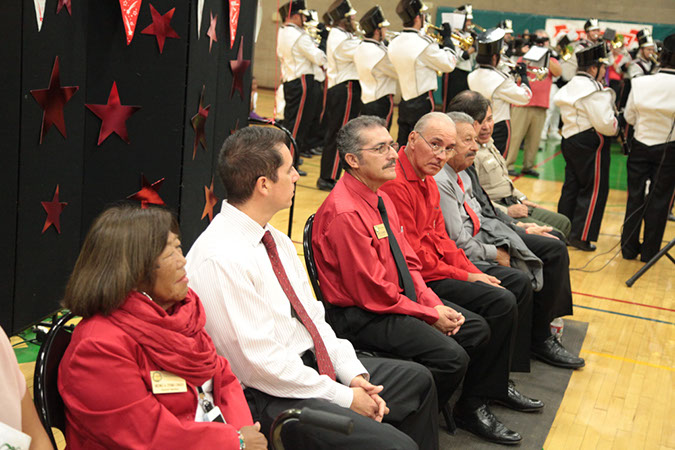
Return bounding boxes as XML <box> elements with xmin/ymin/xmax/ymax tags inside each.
<box><xmin>520</xmin><ymin>169</ymin><xmax>540</xmax><ymax>177</ymax></box>
<box><xmin>492</xmin><ymin>380</ymin><xmax>544</xmax><ymax>412</ymax></box>
<box><xmin>568</xmin><ymin>238</ymin><xmax>597</xmax><ymax>251</ymax></box>
<box><xmin>454</xmin><ymin>402</ymin><xmax>522</xmax><ymax>445</ymax></box>
<box><xmin>531</xmin><ymin>335</ymin><xmax>585</xmax><ymax>369</ymax></box>
<box><xmin>297</xmin><ymin>169</ymin><xmax>307</xmax><ymax>177</ymax></box>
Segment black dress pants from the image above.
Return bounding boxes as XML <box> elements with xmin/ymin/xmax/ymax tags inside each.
<box><xmin>516</xmin><ymin>231</ymin><xmax>574</xmax><ymax>343</ymax></box>
<box><xmin>396</xmin><ymin>91</ymin><xmax>435</xmax><ymax>148</ymax></box>
<box><xmin>319</xmin><ymin>80</ymin><xmax>362</xmax><ymax>182</ymax></box>
<box><xmin>474</xmin><ymin>264</ymin><xmax>534</xmax><ymax>372</ymax></box>
<box><xmin>361</xmin><ymin>94</ymin><xmax>395</xmax><ymax>130</ymax></box>
<box><xmin>621</xmin><ymin>139</ymin><xmax>675</xmax><ymax>260</ymax></box>
<box><xmin>558</xmin><ymin>129</ymin><xmax>611</xmax><ymax>242</ymax></box>
<box><xmin>326</xmin><ymin>302</ymin><xmax>489</xmax><ymax>410</ymax></box>
<box><xmin>244</xmin><ymin>356</ymin><xmax>438</xmax><ymax>450</ymax></box>
<box><xmin>492</xmin><ymin>119</ymin><xmax>512</xmax><ymax>157</ymax></box>
<box><xmin>282</xmin><ymin>74</ymin><xmax>314</xmax><ymax>157</ymax></box>
<box><xmin>426</xmin><ymin>277</ymin><xmax>520</xmax><ymax>398</ymax></box>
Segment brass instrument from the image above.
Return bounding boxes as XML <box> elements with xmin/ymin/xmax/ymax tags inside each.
<box><xmin>611</xmin><ymin>35</ymin><xmax>624</xmax><ymax>49</ymax></box>
<box><xmin>559</xmin><ymin>45</ymin><xmax>574</xmax><ymax>61</ymax></box>
<box><xmin>424</xmin><ymin>23</ymin><xmax>444</xmax><ymax>45</ymax></box>
<box><xmin>649</xmin><ymin>53</ymin><xmax>659</xmax><ymax>65</ymax></box>
<box><xmin>451</xmin><ymin>32</ymin><xmax>474</xmax><ymax>51</ymax></box>
<box><xmin>501</xmin><ymin>58</ymin><xmax>549</xmax><ymax>81</ymax></box>
<box><xmin>303</xmin><ymin>10</ymin><xmax>326</xmax><ymax>45</ymax></box>
<box><xmin>469</xmin><ymin>23</ymin><xmax>485</xmax><ymax>33</ymax></box>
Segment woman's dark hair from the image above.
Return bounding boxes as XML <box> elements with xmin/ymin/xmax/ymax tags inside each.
<box><xmin>62</xmin><ymin>204</ymin><xmax>178</xmax><ymax>318</ymax></box>
<box><xmin>217</xmin><ymin>127</ymin><xmax>287</xmax><ymax>205</ymax></box>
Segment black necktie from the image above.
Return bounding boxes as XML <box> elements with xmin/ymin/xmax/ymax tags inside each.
<box><xmin>377</xmin><ymin>196</ymin><xmax>417</xmax><ymax>302</ymax></box>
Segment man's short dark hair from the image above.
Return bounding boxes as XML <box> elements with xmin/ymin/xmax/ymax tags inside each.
<box><xmin>218</xmin><ymin>126</ymin><xmax>287</xmax><ymax>205</ymax></box>
<box><xmin>447</xmin><ymin>90</ymin><xmax>491</xmax><ymax>123</ymax></box>
<box><xmin>337</xmin><ymin>115</ymin><xmax>387</xmax><ymax>172</ymax></box>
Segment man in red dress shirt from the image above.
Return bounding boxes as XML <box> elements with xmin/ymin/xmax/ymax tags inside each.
<box><xmin>312</xmin><ymin>115</ymin><xmax>524</xmax><ymax>445</ymax></box>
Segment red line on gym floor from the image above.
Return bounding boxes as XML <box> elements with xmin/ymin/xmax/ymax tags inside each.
<box><xmin>573</xmin><ymin>291</ymin><xmax>675</xmax><ymax>313</ymax></box>
<box><xmin>512</xmin><ymin>150</ymin><xmax>562</xmax><ymax>182</ymax></box>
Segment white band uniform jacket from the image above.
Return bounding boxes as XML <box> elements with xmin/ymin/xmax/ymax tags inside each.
<box><xmin>468</xmin><ymin>65</ymin><xmax>532</xmax><ymax>123</ymax></box>
<box><xmin>326</xmin><ymin>27</ymin><xmax>360</xmax><ymax>88</ymax></box>
<box><xmin>554</xmin><ymin>72</ymin><xmax>618</xmax><ymax>139</ymax></box>
<box><xmin>388</xmin><ymin>28</ymin><xmax>458</xmax><ymax>101</ymax></box>
<box><xmin>354</xmin><ymin>38</ymin><xmax>398</xmax><ymax>104</ymax></box>
<box><xmin>277</xmin><ymin>23</ymin><xmax>327</xmax><ymax>83</ymax></box>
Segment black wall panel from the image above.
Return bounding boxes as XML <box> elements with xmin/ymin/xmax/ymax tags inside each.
<box><xmin>2</xmin><ymin>0</ymin><xmax>254</xmax><ymax>334</ymax></box>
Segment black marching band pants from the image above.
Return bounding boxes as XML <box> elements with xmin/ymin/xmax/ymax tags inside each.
<box><xmin>621</xmin><ymin>139</ymin><xmax>675</xmax><ymax>261</ymax></box>
<box><xmin>361</xmin><ymin>94</ymin><xmax>395</xmax><ymax>130</ymax></box>
<box><xmin>492</xmin><ymin>119</ymin><xmax>512</xmax><ymax>157</ymax></box>
<box><xmin>282</xmin><ymin>74</ymin><xmax>314</xmax><ymax>157</ymax></box>
<box><xmin>558</xmin><ymin>129</ymin><xmax>611</xmax><ymax>242</ymax></box>
<box><xmin>319</xmin><ymin>80</ymin><xmax>362</xmax><ymax>183</ymax></box>
<box><xmin>396</xmin><ymin>91</ymin><xmax>435</xmax><ymax>148</ymax></box>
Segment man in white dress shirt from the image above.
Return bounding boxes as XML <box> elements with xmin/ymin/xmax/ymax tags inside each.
<box><xmin>388</xmin><ymin>0</ymin><xmax>458</xmax><ymax>147</ymax></box>
<box><xmin>621</xmin><ymin>33</ymin><xmax>675</xmax><ymax>262</ymax></box>
<box><xmin>355</xmin><ymin>6</ymin><xmax>398</xmax><ymax>129</ymax></box>
<box><xmin>317</xmin><ymin>0</ymin><xmax>362</xmax><ymax>191</ymax></box>
<box><xmin>554</xmin><ymin>43</ymin><xmax>618</xmax><ymax>252</ymax></box>
<box><xmin>186</xmin><ymin>126</ymin><xmax>438</xmax><ymax>449</ymax></box>
<box><xmin>468</xmin><ymin>27</ymin><xmax>532</xmax><ymax>157</ymax></box>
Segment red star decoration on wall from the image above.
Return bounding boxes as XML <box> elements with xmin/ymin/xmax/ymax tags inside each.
<box><xmin>41</xmin><ymin>185</ymin><xmax>68</xmax><ymax>234</ymax></box>
<box><xmin>201</xmin><ymin>178</ymin><xmax>219</xmax><ymax>222</ymax></box>
<box><xmin>191</xmin><ymin>86</ymin><xmax>210</xmax><ymax>159</ymax></box>
<box><xmin>57</xmin><ymin>0</ymin><xmax>72</xmax><ymax>14</ymax></box>
<box><xmin>30</xmin><ymin>56</ymin><xmax>79</xmax><ymax>144</ymax></box>
<box><xmin>229</xmin><ymin>36</ymin><xmax>251</xmax><ymax>100</ymax></box>
<box><xmin>207</xmin><ymin>11</ymin><xmax>218</xmax><ymax>53</ymax></box>
<box><xmin>86</xmin><ymin>81</ymin><xmax>141</xmax><ymax>145</ymax></box>
<box><xmin>141</xmin><ymin>4</ymin><xmax>180</xmax><ymax>54</ymax></box>
<box><xmin>127</xmin><ymin>175</ymin><xmax>165</xmax><ymax>208</ymax></box>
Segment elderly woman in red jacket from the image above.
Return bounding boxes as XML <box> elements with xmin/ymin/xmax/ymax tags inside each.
<box><xmin>58</xmin><ymin>204</ymin><xmax>266</xmax><ymax>449</ymax></box>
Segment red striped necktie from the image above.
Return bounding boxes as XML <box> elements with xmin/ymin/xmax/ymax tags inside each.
<box><xmin>262</xmin><ymin>231</ymin><xmax>336</xmax><ymax>380</ymax></box>
<box><xmin>456</xmin><ymin>175</ymin><xmax>481</xmax><ymax>236</ymax></box>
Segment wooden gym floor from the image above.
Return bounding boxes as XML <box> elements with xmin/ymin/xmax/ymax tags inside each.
<box><xmin>13</xmin><ymin>88</ymin><xmax>674</xmax><ymax>449</ymax></box>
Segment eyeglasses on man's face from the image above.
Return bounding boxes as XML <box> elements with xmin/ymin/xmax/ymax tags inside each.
<box><xmin>361</xmin><ymin>141</ymin><xmax>400</xmax><ymax>155</ymax></box>
<box><xmin>418</xmin><ymin>133</ymin><xmax>455</xmax><ymax>156</ymax></box>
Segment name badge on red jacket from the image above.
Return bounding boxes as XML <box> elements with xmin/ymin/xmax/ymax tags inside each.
<box><xmin>150</xmin><ymin>370</ymin><xmax>187</xmax><ymax>394</ymax></box>
<box><xmin>373</xmin><ymin>224</ymin><xmax>388</xmax><ymax>239</ymax></box>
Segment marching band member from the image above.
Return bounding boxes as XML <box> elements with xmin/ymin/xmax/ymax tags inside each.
<box><xmin>621</xmin><ymin>33</ymin><xmax>675</xmax><ymax>262</ymax></box>
<box><xmin>554</xmin><ymin>43</ymin><xmax>618</xmax><ymax>251</ymax></box>
<box><xmin>627</xmin><ymin>29</ymin><xmax>658</xmax><ymax>78</ymax></box>
<box><xmin>318</xmin><ymin>0</ymin><xmax>361</xmax><ymax>191</ymax></box>
<box><xmin>388</xmin><ymin>0</ymin><xmax>458</xmax><ymax>147</ymax></box>
<box><xmin>441</xmin><ymin>5</ymin><xmax>477</xmax><ymax>111</ymax></box>
<box><xmin>277</xmin><ymin>1</ymin><xmax>327</xmax><ymax>161</ymax></box>
<box><xmin>467</xmin><ymin>28</ymin><xmax>532</xmax><ymax>156</ymax></box>
<box><xmin>355</xmin><ymin>6</ymin><xmax>398</xmax><ymax>129</ymax></box>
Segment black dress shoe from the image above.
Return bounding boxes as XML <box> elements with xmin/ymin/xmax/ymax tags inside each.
<box><xmin>455</xmin><ymin>403</ymin><xmax>522</xmax><ymax>445</ymax></box>
<box><xmin>310</xmin><ymin>147</ymin><xmax>323</xmax><ymax>155</ymax></box>
<box><xmin>493</xmin><ymin>380</ymin><xmax>544</xmax><ymax>412</ymax></box>
<box><xmin>316</xmin><ymin>178</ymin><xmax>335</xmax><ymax>191</ymax></box>
<box><xmin>507</xmin><ymin>169</ymin><xmax>519</xmax><ymax>177</ymax></box>
<box><xmin>300</xmin><ymin>151</ymin><xmax>313</xmax><ymax>158</ymax></box>
<box><xmin>297</xmin><ymin>168</ymin><xmax>307</xmax><ymax>177</ymax></box>
<box><xmin>668</xmin><ymin>213</ymin><xmax>675</xmax><ymax>222</ymax></box>
<box><xmin>568</xmin><ymin>238</ymin><xmax>596</xmax><ymax>251</ymax></box>
<box><xmin>532</xmin><ymin>335</ymin><xmax>585</xmax><ymax>369</ymax></box>
<box><xmin>520</xmin><ymin>168</ymin><xmax>540</xmax><ymax>177</ymax></box>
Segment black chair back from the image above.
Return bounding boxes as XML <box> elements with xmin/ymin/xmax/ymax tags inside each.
<box><xmin>302</xmin><ymin>214</ymin><xmax>325</xmax><ymax>303</ymax></box>
<box><xmin>33</xmin><ymin>312</ymin><xmax>75</xmax><ymax>448</ymax></box>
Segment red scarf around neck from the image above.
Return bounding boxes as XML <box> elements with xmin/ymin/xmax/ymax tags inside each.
<box><xmin>108</xmin><ymin>289</ymin><xmax>223</xmax><ymax>387</ymax></box>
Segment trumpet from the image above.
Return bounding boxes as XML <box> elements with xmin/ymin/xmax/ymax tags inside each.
<box><xmin>469</xmin><ymin>23</ymin><xmax>485</xmax><ymax>33</ymax></box>
<box><xmin>558</xmin><ymin>45</ymin><xmax>574</xmax><ymax>61</ymax></box>
<box><xmin>649</xmin><ymin>53</ymin><xmax>659</xmax><ymax>65</ymax></box>
<box><xmin>385</xmin><ymin>30</ymin><xmax>400</xmax><ymax>41</ymax></box>
<box><xmin>611</xmin><ymin>35</ymin><xmax>624</xmax><ymax>49</ymax></box>
<box><xmin>451</xmin><ymin>32</ymin><xmax>474</xmax><ymax>51</ymax></box>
